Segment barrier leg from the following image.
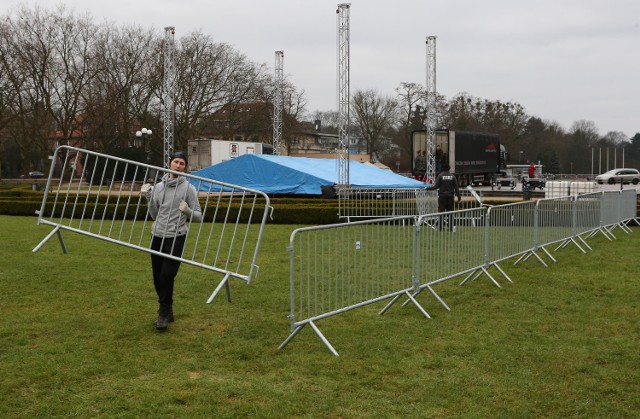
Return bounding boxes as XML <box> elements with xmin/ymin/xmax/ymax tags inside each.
<box><xmin>424</xmin><ymin>284</ymin><xmax>450</xmax><ymax>311</ymax></box>
<box><xmin>576</xmin><ymin>235</ymin><xmax>592</xmax><ymax>251</ymax></box>
<box><xmin>554</xmin><ymin>238</ymin><xmax>586</xmax><ymax>254</ymax></box>
<box><xmin>492</xmin><ymin>263</ymin><xmax>513</xmax><ymax>283</ymax></box>
<box><xmin>279</xmin><ymin>324</ymin><xmax>305</xmax><ymax>350</ymax></box>
<box><xmin>460</xmin><ymin>267</ymin><xmax>501</xmax><ymax>287</ymax></box>
<box><xmin>618</xmin><ymin>222</ymin><xmax>632</xmax><ymax>234</ymax></box>
<box><xmin>206</xmin><ymin>272</ymin><xmax>232</xmax><ymax>304</ymax></box>
<box><xmin>279</xmin><ymin>322</ymin><xmax>338</xmax><ymax>356</ymax></box>
<box><xmin>514</xmin><ymin>253</ymin><xmax>529</xmax><ymax>265</ymax></box>
<box><xmin>459</xmin><ymin>268</ymin><xmax>480</xmax><ymax>286</ymax></box>
<box><xmin>402</xmin><ymin>291</ymin><xmax>431</xmax><ymax>319</ymax></box>
<box><xmin>401</xmin><ymin>284</ymin><xmax>450</xmax><ymax>311</ymax></box>
<box><xmin>32</xmin><ymin>225</ymin><xmax>67</xmax><ymax>254</ymax></box>
<box><xmin>516</xmin><ymin>251</ymin><xmax>555</xmax><ymax>268</ymax></box>
<box><xmin>309</xmin><ymin>321</ymin><xmax>339</xmax><ymax>356</ymax></box>
<box><xmin>379</xmin><ymin>294</ymin><xmax>402</xmax><ymax>315</ymax></box>
<box><xmin>624</xmin><ymin>218</ymin><xmax>640</xmax><ymax>227</ymax></box>
<box><xmin>484</xmin><ymin>268</ymin><xmax>501</xmax><ymax>288</ymax></box>
<box><xmin>539</xmin><ymin>247</ymin><xmax>556</xmax><ymax>264</ymax></box>
<box><xmin>381</xmin><ymin>291</ymin><xmax>431</xmax><ymax>318</ymax></box>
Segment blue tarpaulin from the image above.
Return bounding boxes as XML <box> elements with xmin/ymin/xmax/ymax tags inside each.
<box><xmin>190</xmin><ymin>154</ymin><xmax>427</xmax><ymax>195</ymax></box>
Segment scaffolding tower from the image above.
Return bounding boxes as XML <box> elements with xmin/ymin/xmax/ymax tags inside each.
<box><xmin>336</xmin><ymin>3</ymin><xmax>351</xmax><ymax>189</ymax></box>
<box><xmin>424</xmin><ymin>35</ymin><xmax>437</xmax><ymax>183</ymax></box>
<box><xmin>163</xmin><ymin>26</ymin><xmax>176</xmax><ymax>168</ymax></box>
<box><xmin>273</xmin><ymin>51</ymin><xmax>284</xmax><ymax>156</ymax></box>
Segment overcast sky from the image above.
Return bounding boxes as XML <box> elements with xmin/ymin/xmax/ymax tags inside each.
<box><xmin>5</xmin><ymin>0</ymin><xmax>640</xmax><ymax>138</ymax></box>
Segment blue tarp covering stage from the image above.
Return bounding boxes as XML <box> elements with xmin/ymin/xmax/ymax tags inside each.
<box><xmin>191</xmin><ymin>154</ymin><xmax>427</xmax><ymax>195</ymax></box>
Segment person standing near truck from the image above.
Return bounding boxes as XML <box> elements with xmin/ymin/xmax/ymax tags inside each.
<box><xmin>427</xmin><ymin>164</ymin><xmax>461</xmax><ymax>230</ymax></box>
<box><xmin>528</xmin><ymin>163</ymin><xmax>535</xmax><ymax>178</ymax></box>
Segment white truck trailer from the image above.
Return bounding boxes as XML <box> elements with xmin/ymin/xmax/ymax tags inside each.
<box><xmin>187</xmin><ymin>139</ymin><xmax>273</xmax><ymax>171</ymax></box>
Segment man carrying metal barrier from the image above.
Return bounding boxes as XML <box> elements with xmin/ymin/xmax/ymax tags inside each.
<box><xmin>426</xmin><ymin>164</ymin><xmax>461</xmax><ymax>231</ymax></box>
<box><xmin>142</xmin><ymin>151</ymin><xmax>202</xmax><ymax>331</ymax></box>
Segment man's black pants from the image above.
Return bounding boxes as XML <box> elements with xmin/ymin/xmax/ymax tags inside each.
<box><xmin>151</xmin><ymin>235</ymin><xmax>185</xmax><ymax>316</ymax></box>
<box><xmin>437</xmin><ymin>195</ymin><xmax>455</xmax><ymax>231</ymax></box>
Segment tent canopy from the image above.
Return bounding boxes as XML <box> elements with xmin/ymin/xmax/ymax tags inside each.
<box><xmin>190</xmin><ymin>154</ymin><xmax>426</xmax><ymax>195</ymax></box>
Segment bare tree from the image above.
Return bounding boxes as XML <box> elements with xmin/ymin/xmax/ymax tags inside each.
<box><xmin>173</xmin><ymin>32</ymin><xmax>270</xmax><ymax>150</ymax></box>
<box><xmin>0</xmin><ymin>5</ymin><xmax>105</xmax><ymax>172</ymax></box>
<box><xmin>0</xmin><ymin>6</ymin><xmax>59</xmax><ymax>170</ymax></box>
<box><xmin>251</xmin><ymin>73</ymin><xmax>308</xmax><ymax>154</ymax></box>
<box><xmin>83</xmin><ymin>23</ymin><xmax>161</xmax><ymax>153</ymax></box>
<box><xmin>351</xmin><ymin>89</ymin><xmax>398</xmax><ymax>162</ymax></box>
<box><xmin>601</xmin><ymin>131</ymin><xmax>629</xmax><ymax>146</ymax></box>
<box><xmin>310</xmin><ymin>110</ymin><xmax>340</xmax><ymax>133</ymax></box>
<box><xmin>280</xmin><ymin>80</ymin><xmax>307</xmax><ymax>121</ymax></box>
<box><xmin>395</xmin><ymin>83</ymin><xmax>424</xmax><ymax>129</ymax></box>
<box><xmin>570</xmin><ymin>120</ymin><xmax>600</xmax><ymax>146</ymax></box>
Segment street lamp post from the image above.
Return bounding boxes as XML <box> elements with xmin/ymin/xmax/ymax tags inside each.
<box><xmin>135</xmin><ymin>128</ymin><xmax>153</xmax><ymax>164</ymax></box>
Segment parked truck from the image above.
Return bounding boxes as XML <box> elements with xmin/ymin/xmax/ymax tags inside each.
<box><xmin>187</xmin><ymin>139</ymin><xmax>273</xmax><ymax>171</ymax></box>
<box><xmin>412</xmin><ymin>129</ymin><xmax>507</xmax><ymax>186</ymax></box>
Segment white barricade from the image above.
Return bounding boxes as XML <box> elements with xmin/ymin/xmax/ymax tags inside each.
<box><xmin>33</xmin><ymin>146</ymin><xmax>272</xmax><ymax>304</ymax></box>
<box><xmin>413</xmin><ymin>207</ymin><xmax>491</xmax><ymax>308</ymax></box>
<box><xmin>280</xmin><ymin>216</ymin><xmax>426</xmax><ymax>356</ymax></box>
<box><xmin>536</xmin><ymin>196</ymin><xmax>583</xmax><ymax>256</ymax></box>
<box><xmin>570</xmin><ymin>181</ymin><xmax>595</xmax><ymax>196</ymax></box>
<box><xmin>337</xmin><ymin>187</ymin><xmax>430</xmax><ymax>221</ymax></box>
<box><xmin>573</xmin><ymin>192</ymin><xmax>604</xmax><ymax>243</ymax></box>
<box><xmin>337</xmin><ymin>186</ymin><xmax>483</xmax><ymax>221</ymax></box>
<box><xmin>545</xmin><ymin>181</ymin><xmax>571</xmax><ymax>198</ymax></box>
<box><xmin>600</xmin><ymin>191</ymin><xmax>625</xmax><ymax>236</ymax></box>
<box><xmin>620</xmin><ymin>189</ymin><xmax>639</xmax><ymax>227</ymax></box>
<box><xmin>282</xmin><ymin>190</ymin><xmax>636</xmax><ymax>355</ymax></box>
<box><xmin>485</xmin><ymin>201</ymin><xmax>538</xmax><ymax>270</ymax></box>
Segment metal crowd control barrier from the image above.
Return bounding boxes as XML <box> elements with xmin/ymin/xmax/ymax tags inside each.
<box><xmin>337</xmin><ymin>187</ymin><xmax>431</xmax><ymax>221</ymax></box>
<box><xmin>482</xmin><ymin>201</ymin><xmax>538</xmax><ymax>278</ymax></box>
<box><xmin>603</xmin><ymin>190</ymin><xmax>638</xmax><ymax>235</ymax></box>
<box><xmin>279</xmin><ymin>216</ymin><xmax>428</xmax><ymax>356</ymax></box>
<box><xmin>597</xmin><ymin>191</ymin><xmax>636</xmax><ymax>237</ymax></box>
<box><xmin>620</xmin><ymin>189</ymin><xmax>640</xmax><ymax>226</ymax></box>
<box><xmin>571</xmin><ymin>192</ymin><xmax>603</xmax><ymax>247</ymax></box>
<box><xmin>536</xmin><ymin>196</ymin><xmax>587</xmax><ymax>257</ymax></box>
<box><xmin>32</xmin><ymin>146</ymin><xmax>272</xmax><ymax>304</ymax></box>
<box><xmin>412</xmin><ymin>207</ymin><xmax>491</xmax><ymax>309</ymax></box>
<box><xmin>337</xmin><ymin>186</ymin><xmax>484</xmax><ymax>221</ymax></box>
<box><xmin>282</xmin><ymin>190</ymin><xmax>636</xmax><ymax>355</ymax></box>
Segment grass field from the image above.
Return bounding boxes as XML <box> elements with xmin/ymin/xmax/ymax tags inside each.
<box><xmin>1</xmin><ymin>215</ymin><xmax>639</xmax><ymax>417</ymax></box>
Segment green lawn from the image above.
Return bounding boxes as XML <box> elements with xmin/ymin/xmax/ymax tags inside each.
<box><xmin>1</xmin><ymin>215</ymin><xmax>638</xmax><ymax>417</ymax></box>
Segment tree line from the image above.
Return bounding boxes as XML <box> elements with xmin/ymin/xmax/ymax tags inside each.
<box><xmin>335</xmin><ymin>85</ymin><xmax>639</xmax><ymax>176</ymax></box>
<box><xmin>1</xmin><ymin>5</ymin><xmax>638</xmax><ymax>178</ymax></box>
<box><xmin>0</xmin><ymin>5</ymin><xmax>305</xmax><ymax>176</ymax></box>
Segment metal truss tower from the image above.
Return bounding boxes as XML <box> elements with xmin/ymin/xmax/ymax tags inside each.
<box><xmin>273</xmin><ymin>51</ymin><xmax>284</xmax><ymax>156</ymax></box>
<box><xmin>425</xmin><ymin>35</ymin><xmax>437</xmax><ymax>184</ymax></box>
<box><xmin>336</xmin><ymin>3</ymin><xmax>351</xmax><ymax>189</ymax></box>
<box><xmin>163</xmin><ymin>26</ymin><xmax>176</xmax><ymax>168</ymax></box>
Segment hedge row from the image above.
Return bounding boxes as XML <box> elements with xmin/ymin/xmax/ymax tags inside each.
<box><xmin>2</xmin><ymin>185</ymin><xmax>636</xmax><ymax>225</ymax></box>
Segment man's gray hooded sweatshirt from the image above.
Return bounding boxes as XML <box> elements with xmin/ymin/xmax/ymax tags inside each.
<box><xmin>148</xmin><ymin>175</ymin><xmax>202</xmax><ymax>238</ymax></box>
